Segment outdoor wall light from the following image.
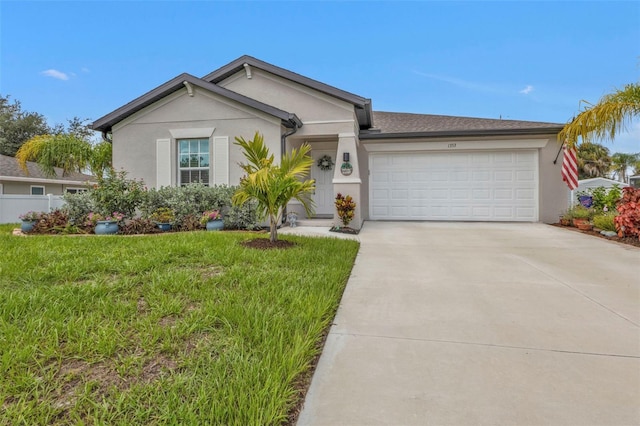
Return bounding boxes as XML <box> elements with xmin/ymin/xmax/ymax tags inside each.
<box><xmin>343</xmin><ymin>152</ymin><xmax>350</xmax><ymax>162</ymax></box>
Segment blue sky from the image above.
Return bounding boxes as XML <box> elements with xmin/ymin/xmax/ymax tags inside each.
<box><xmin>1</xmin><ymin>1</ymin><xmax>639</xmax><ymax>153</ymax></box>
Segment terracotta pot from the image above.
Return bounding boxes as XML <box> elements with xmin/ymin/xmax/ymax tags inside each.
<box><xmin>576</xmin><ymin>222</ymin><xmax>593</xmax><ymax>231</ymax></box>
<box><xmin>572</xmin><ymin>218</ymin><xmax>589</xmax><ymax>228</ymax></box>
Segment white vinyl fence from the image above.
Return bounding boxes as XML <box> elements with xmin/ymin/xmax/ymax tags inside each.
<box><xmin>0</xmin><ymin>194</ymin><xmax>65</xmax><ymax>224</ymax></box>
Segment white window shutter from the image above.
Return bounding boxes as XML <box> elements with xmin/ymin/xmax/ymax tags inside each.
<box><xmin>213</xmin><ymin>136</ymin><xmax>229</xmax><ymax>185</ymax></box>
<box><xmin>156</xmin><ymin>139</ymin><xmax>172</xmax><ymax>188</ymax></box>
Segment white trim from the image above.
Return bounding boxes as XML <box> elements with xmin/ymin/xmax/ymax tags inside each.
<box><xmin>338</xmin><ymin>132</ymin><xmax>357</xmax><ymax>138</ymax></box>
<box><xmin>169</xmin><ymin>127</ymin><xmax>216</xmax><ymax>139</ymax></box>
<box><xmin>213</xmin><ymin>136</ymin><xmax>229</xmax><ymax>185</ymax></box>
<box><xmin>30</xmin><ymin>185</ymin><xmax>45</xmax><ymax>195</ymax></box>
<box><xmin>65</xmin><ymin>187</ymin><xmax>87</xmax><ymax>194</ymax></box>
<box><xmin>303</xmin><ymin>119</ymin><xmax>355</xmax><ymax>125</ymax></box>
<box><xmin>156</xmin><ymin>139</ymin><xmax>172</xmax><ymax>188</ymax></box>
<box><xmin>363</xmin><ymin>138</ymin><xmax>549</xmax><ymax>152</ymax></box>
<box><xmin>0</xmin><ymin>176</ymin><xmax>92</xmax><ymax>185</ymax></box>
<box><xmin>332</xmin><ymin>178</ymin><xmax>362</xmax><ymax>184</ymax></box>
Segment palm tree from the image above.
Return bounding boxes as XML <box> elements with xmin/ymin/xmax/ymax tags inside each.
<box><xmin>577</xmin><ymin>142</ymin><xmax>611</xmax><ymax>179</ymax></box>
<box><xmin>16</xmin><ymin>133</ymin><xmax>112</xmax><ymax>178</ymax></box>
<box><xmin>232</xmin><ymin>132</ymin><xmax>315</xmax><ymax>243</ymax></box>
<box><xmin>559</xmin><ymin>83</ymin><xmax>640</xmax><ymax>148</ymax></box>
<box><xmin>610</xmin><ymin>152</ymin><xmax>640</xmax><ymax>183</ymax></box>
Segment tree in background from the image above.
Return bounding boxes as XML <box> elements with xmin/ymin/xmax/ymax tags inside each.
<box><xmin>610</xmin><ymin>152</ymin><xmax>640</xmax><ymax>183</ymax></box>
<box><xmin>16</xmin><ymin>133</ymin><xmax>112</xmax><ymax>178</ymax></box>
<box><xmin>559</xmin><ymin>83</ymin><xmax>640</xmax><ymax>148</ymax></box>
<box><xmin>0</xmin><ymin>95</ymin><xmax>50</xmax><ymax>156</ymax></box>
<box><xmin>577</xmin><ymin>142</ymin><xmax>611</xmax><ymax>179</ymax></box>
<box><xmin>232</xmin><ymin>132</ymin><xmax>315</xmax><ymax>243</ymax></box>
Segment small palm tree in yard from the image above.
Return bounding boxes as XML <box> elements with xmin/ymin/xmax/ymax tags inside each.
<box><xmin>233</xmin><ymin>132</ymin><xmax>315</xmax><ymax>243</ymax></box>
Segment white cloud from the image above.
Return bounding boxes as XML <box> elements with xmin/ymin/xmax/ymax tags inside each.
<box><xmin>81</xmin><ymin>67</ymin><xmax>90</xmax><ymax>73</ymax></box>
<box><xmin>41</xmin><ymin>69</ymin><xmax>70</xmax><ymax>81</ymax></box>
<box><xmin>519</xmin><ymin>85</ymin><xmax>534</xmax><ymax>95</ymax></box>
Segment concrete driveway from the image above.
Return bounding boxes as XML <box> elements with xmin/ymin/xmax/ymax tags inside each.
<box><xmin>297</xmin><ymin>222</ymin><xmax>640</xmax><ymax>425</ymax></box>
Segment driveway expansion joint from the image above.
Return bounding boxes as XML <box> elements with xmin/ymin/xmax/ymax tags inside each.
<box><xmin>331</xmin><ymin>331</ymin><xmax>640</xmax><ymax>359</ymax></box>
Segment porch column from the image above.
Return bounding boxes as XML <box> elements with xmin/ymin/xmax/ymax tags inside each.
<box><xmin>333</xmin><ymin>132</ymin><xmax>363</xmax><ymax>229</ymax></box>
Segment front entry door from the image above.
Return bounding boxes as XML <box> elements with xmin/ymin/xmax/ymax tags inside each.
<box><xmin>310</xmin><ymin>150</ymin><xmax>336</xmax><ymax>216</ymax></box>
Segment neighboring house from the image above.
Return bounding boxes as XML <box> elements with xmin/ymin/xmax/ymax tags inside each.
<box><xmin>0</xmin><ymin>154</ymin><xmax>94</xmax><ymax>195</ymax></box>
<box><xmin>630</xmin><ymin>175</ymin><xmax>640</xmax><ymax>189</ymax></box>
<box><xmin>570</xmin><ymin>177</ymin><xmax>629</xmax><ymax>206</ymax></box>
<box><xmin>92</xmin><ymin>55</ymin><xmax>568</xmax><ymax>227</ymax></box>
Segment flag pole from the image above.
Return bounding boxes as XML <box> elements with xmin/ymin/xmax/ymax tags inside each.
<box><xmin>553</xmin><ymin>141</ymin><xmax>565</xmax><ymax>164</ymax></box>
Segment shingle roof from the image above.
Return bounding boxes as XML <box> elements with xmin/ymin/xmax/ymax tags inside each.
<box><xmin>362</xmin><ymin>111</ymin><xmax>565</xmax><ymax>139</ymax></box>
<box><xmin>0</xmin><ymin>154</ymin><xmax>95</xmax><ymax>182</ymax></box>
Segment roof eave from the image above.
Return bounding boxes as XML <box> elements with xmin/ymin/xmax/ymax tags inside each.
<box><xmin>92</xmin><ymin>73</ymin><xmax>298</xmax><ymax>132</ymax></box>
<box><xmin>204</xmin><ymin>55</ymin><xmax>370</xmax><ymax>110</ymax></box>
<box><xmin>359</xmin><ymin>127</ymin><xmax>564</xmax><ymax>140</ymax></box>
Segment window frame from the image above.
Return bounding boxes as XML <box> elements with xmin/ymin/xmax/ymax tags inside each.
<box><xmin>30</xmin><ymin>185</ymin><xmax>45</xmax><ymax>195</ymax></box>
<box><xmin>177</xmin><ymin>137</ymin><xmax>211</xmax><ymax>186</ymax></box>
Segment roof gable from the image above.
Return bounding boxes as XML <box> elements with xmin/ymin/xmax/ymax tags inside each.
<box><xmin>203</xmin><ymin>55</ymin><xmax>373</xmax><ymax>129</ymax></box>
<box><xmin>92</xmin><ymin>73</ymin><xmax>302</xmax><ymax>133</ymax></box>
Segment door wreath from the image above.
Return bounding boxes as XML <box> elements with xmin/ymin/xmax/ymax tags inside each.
<box><xmin>317</xmin><ymin>155</ymin><xmax>334</xmax><ymax>171</ymax></box>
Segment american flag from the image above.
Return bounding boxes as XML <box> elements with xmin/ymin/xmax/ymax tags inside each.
<box><xmin>561</xmin><ymin>145</ymin><xmax>578</xmax><ymax>190</ymax></box>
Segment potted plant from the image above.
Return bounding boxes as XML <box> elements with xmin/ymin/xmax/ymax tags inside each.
<box><xmin>88</xmin><ymin>211</ymin><xmax>124</xmax><ymax>235</ymax></box>
<box><xmin>570</xmin><ymin>205</ymin><xmax>593</xmax><ymax>230</ymax></box>
<box><xmin>150</xmin><ymin>207</ymin><xmax>175</xmax><ymax>231</ymax></box>
<box><xmin>559</xmin><ymin>210</ymin><xmax>572</xmax><ymax>226</ymax></box>
<box><xmin>200</xmin><ymin>209</ymin><xmax>223</xmax><ymax>231</ymax></box>
<box><xmin>18</xmin><ymin>211</ymin><xmax>43</xmax><ymax>233</ymax></box>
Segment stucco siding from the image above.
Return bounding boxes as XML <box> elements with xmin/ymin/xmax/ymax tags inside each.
<box><xmin>219</xmin><ymin>69</ymin><xmax>358</xmax><ymax>137</ymax></box>
<box><xmin>112</xmin><ymin>87</ymin><xmax>282</xmax><ymax>188</ymax></box>
<box><xmin>538</xmin><ymin>135</ymin><xmax>570</xmax><ymax>222</ymax></box>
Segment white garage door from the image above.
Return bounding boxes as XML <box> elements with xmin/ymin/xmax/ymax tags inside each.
<box><xmin>370</xmin><ymin>150</ymin><xmax>538</xmax><ymax>221</ymax></box>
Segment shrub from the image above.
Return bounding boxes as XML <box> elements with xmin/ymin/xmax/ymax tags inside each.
<box><xmin>615</xmin><ymin>187</ymin><xmax>640</xmax><ymax>238</ymax></box>
<box><xmin>91</xmin><ymin>170</ymin><xmax>145</xmax><ymax>217</ymax></box>
<box><xmin>120</xmin><ymin>218</ymin><xmax>161</xmax><ymax>235</ymax></box>
<box><xmin>149</xmin><ymin>207</ymin><xmax>175</xmax><ymax>223</ymax></box>
<box><xmin>175</xmin><ymin>214</ymin><xmax>204</xmax><ymax>232</ymax></box>
<box><xmin>569</xmin><ymin>205</ymin><xmax>593</xmax><ymax>220</ymax></box>
<box><xmin>140</xmin><ymin>184</ymin><xmax>234</xmax><ymax>224</ymax></box>
<box><xmin>593</xmin><ymin>213</ymin><xmax>617</xmax><ymax>232</ymax></box>
<box><xmin>139</xmin><ymin>184</ymin><xmax>259</xmax><ymax>230</ymax></box>
<box><xmin>63</xmin><ymin>190</ymin><xmax>95</xmax><ymax>224</ymax></box>
<box><xmin>30</xmin><ymin>210</ymin><xmax>85</xmax><ymax>234</ymax></box>
<box><xmin>225</xmin><ymin>200</ymin><xmax>260</xmax><ymax>230</ymax></box>
<box><xmin>576</xmin><ymin>185</ymin><xmax>622</xmax><ymax>212</ymax></box>
<box><xmin>335</xmin><ymin>193</ymin><xmax>356</xmax><ymax>226</ymax></box>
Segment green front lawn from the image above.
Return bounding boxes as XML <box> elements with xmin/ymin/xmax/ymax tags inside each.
<box><xmin>0</xmin><ymin>224</ymin><xmax>359</xmax><ymax>424</ymax></box>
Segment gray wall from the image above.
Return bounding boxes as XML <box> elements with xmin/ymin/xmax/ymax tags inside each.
<box><xmin>112</xmin><ymin>88</ymin><xmax>282</xmax><ymax>188</ymax></box>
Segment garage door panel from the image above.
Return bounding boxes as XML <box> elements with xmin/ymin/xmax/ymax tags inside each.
<box><xmin>370</xmin><ymin>150</ymin><xmax>538</xmax><ymax>221</ymax></box>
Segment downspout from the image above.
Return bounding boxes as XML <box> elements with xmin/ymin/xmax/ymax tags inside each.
<box><xmin>101</xmin><ymin>130</ymin><xmax>112</xmax><ymax>143</ymax></box>
<box><xmin>281</xmin><ymin>117</ymin><xmax>303</xmax><ymax>223</ymax></box>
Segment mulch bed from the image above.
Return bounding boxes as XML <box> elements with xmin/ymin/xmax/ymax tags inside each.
<box><xmin>553</xmin><ymin>223</ymin><xmax>640</xmax><ymax>248</ymax></box>
<box><xmin>329</xmin><ymin>226</ymin><xmax>359</xmax><ymax>235</ymax></box>
<box><xmin>240</xmin><ymin>238</ymin><xmax>296</xmax><ymax>250</ymax></box>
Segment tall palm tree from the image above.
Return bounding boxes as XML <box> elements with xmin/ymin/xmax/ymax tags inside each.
<box><xmin>559</xmin><ymin>83</ymin><xmax>640</xmax><ymax>148</ymax></box>
<box><xmin>610</xmin><ymin>152</ymin><xmax>640</xmax><ymax>183</ymax></box>
<box><xmin>577</xmin><ymin>142</ymin><xmax>611</xmax><ymax>179</ymax></box>
<box><xmin>232</xmin><ymin>132</ymin><xmax>315</xmax><ymax>243</ymax></box>
<box><xmin>16</xmin><ymin>134</ymin><xmax>112</xmax><ymax>178</ymax></box>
